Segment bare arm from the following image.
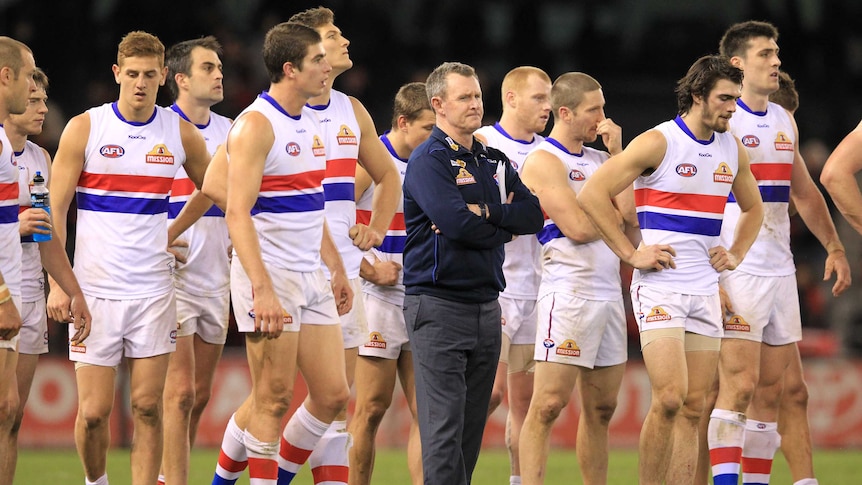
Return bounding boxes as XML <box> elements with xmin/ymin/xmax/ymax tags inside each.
<box><xmin>321</xmin><ymin>220</ymin><xmax>353</xmax><ymax>316</ymax></box>
<box><xmin>821</xmin><ymin>120</ymin><xmax>862</xmax><ymax>234</ymax></box>
<box><xmin>179</xmin><ymin>119</ymin><xmax>211</xmax><ymax>189</ymax></box>
<box><xmin>351</xmin><ymin>97</ymin><xmax>400</xmax><ymax>250</ymax></box>
<box><xmin>577</xmin><ymin>129</ymin><xmax>675</xmax><ymax>270</ymax></box>
<box><xmin>201</xmin><ymin>143</ymin><xmax>228</xmax><ymax>211</ymax></box>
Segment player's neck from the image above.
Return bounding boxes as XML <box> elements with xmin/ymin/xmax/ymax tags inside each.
<box><xmin>740</xmin><ymin>89</ymin><xmax>770</xmax><ymax>112</ymax></box>
<box><xmin>116</xmin><ymin>100</ymin><xmax>156</xmax><ymax>123</ymax></box>
<box><xmin>387</xmin><ymin>131</ymin><xmax>413</xmax><ymax>160</ymax></box>
<box><xmin>173</xmin><ymin>98</ymin><xmax>212</xmax><ymax>126</ymax></box>
<box><xmin>5</xmin><ymin>129</ymin><xmax>27</xmax><ymax>152</ymax></box>
<box><xmin>308</xmin><ymin>73</ymin><xmax>340</xmax><ymax>106</ymax></box>
<box><xmin>497</xmin><ymin>116</ymin><xmax>534</xmax><ymax>143</ymax></box>
<box><xmin>680</xmin><ymin>113</ymin><xmax>714</xmax><ymax>141</ymax></box>
<box><xmin>268</xmin><ymin>84</ymin><xmax>308</xmax><ymax>117</ymax></box>
<box><xmin>548</xmin><ymin>126</ymin><xmax>584</xmax><ymax>154</ymax></box>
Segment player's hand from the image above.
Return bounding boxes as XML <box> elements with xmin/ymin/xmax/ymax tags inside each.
<box><xmin>251</xmin><ymin>286</ymin><xmax>287</xmax><ymax>338</ymax></box>
<box><xmin>628</xmin><ymin>244</ymin><xmax>676</xmax><ymax>271</ymax></box>
<box><xmin>597</xmin><ymin>118</ymin><xmax>623</xmax><ymax>155</ymax></box>
<box><xmin>824</xmin><ymin>250</ymin><xmax>851</xmax><ymax>297</ymax></box>
<box><xmin>0</xmin><ymin>296</ymin><xmax>22</xmax><ymax>341</ymax></box>
<box><xmin>719</xmin><ymin>285</ymin><xmax>734</xmax><ymax>316</ymax></box>
<box><xmin>168</xmin><ymin>238</ymin><xmax>189</xmax><ymax>264</ymax></box>
<box><xmin>47</xmin><ymin>286</ymin><xmax>72</xmax><ymax>323</ymax></box>
<box><xmin>366</xmin><ymin>253</ymin><xmax>401</xmax><ymax>286</ymax></box>
<box><xmin>18</xmin><ymin>207</ymin><xmax>52</xmax><ymax>237</ymax></box>
<box><xmin>708</xmin><ymin>246</ymin><xmax>741</xmax><ymax>272</ymax></box>
<box><xmin>330</xmin><ymin>271</ymin><xmax>354</xmax><ymax>316</ymax></box>
<box><xmin>348</xmin><ymin>224</ymin><xmax>384</xmax><ymax>251</ymax></box>
<box><xmin>67</xmin><ymin>292</ymin><xmax>92</xmax><ymax>345</ymax></box>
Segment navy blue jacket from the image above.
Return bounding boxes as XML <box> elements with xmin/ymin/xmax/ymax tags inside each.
<box><xmin>403</xmin><ymin>126</ymin><xmax>543</xmax><ymax>303</ymax></box>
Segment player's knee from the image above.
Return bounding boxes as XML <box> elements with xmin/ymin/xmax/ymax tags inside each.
<box><xmin>783</xmin><ymin>379</ymin><xmax>809</xmax><ymax>408</ymax></box>
<box><xmin>9</xmin><ymin>406</ymin><xmax>26</xmax><ymax>435</ymax></box>
<box><xmin>532</xmin><ymin>394</ymin><xmax>568</xmax><ymax>424</ymax></box>
<box><xmin>314</xmin><ymin>385</ymin><xmax>350</xmax><ymax>416</ymax></box>
<box><xmin>652</xmin><ymin>389</ymin><xmax>685</xmax><ymax>418</ymax></box>
<box><xmin>585</xmin><ymin>399</ymin><xmax>618</xmax><ymax>426</ymax></box>
<box><xmin>0</xmin><ymin>395</ymin><xmax>18</xmax><ymax>430</ymax></box>
<box><xmin>131</xmin><ymin>396</ymin><xmax>163</xmax><ymax>427</ymax></box>
<box><xmin>356</xmin><ymin>396</ymin><xmax>392</xmax><ymax>427</ymax></box>
<box><xmin>166</xmin><ymin>386</ymin><xmax>196</xmax><ymax>415</ymax></box>
<box><xmin>78</xmin><ymin>405</ymin><xmax>111</xmax><ymax>431</ymax></box>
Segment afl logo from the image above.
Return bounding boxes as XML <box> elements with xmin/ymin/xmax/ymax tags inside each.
<box><xmin>100</xmin><ymin>145</ymin><xmax>125</xmax><ymax>158</ymax></box>
<box><xmin>569</xmin><ymin>169</ymin><xmax>585</xmax><ymax>181</ymax></box>
<box><xmin>742</xmin><ymin>135</ymin><xmax>760</xmax><ymax>148</ymax></box>
<box><xmin>542</xmin><ymin>338</ymin><xmax>555</xmax><ymax>349</ymax></box>
<box><xmin>510</xmin><ymin>160</ymin><xmax>519</xmax><ymax>170</ymax></box>
<box><xmin>285</xmin><ymin>142</ymin><xmax>301</xmax><ymax>157</ymax></box>
<box><xmin>676</xmin><ymin>163</ymin><xmax>697</xmax><ymax>177</ymax></box>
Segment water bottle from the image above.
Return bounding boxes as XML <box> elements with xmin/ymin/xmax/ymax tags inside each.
<box><xmin>30</xmin><ymin>171</ymin><xmax>51</xmax><ymax>242</ymax></box>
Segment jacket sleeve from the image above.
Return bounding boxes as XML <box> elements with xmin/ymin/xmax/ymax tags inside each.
<box><xmin>405</xmin><ymin>148</ymin><xmax>513</xmax><ymax>249</ymax></box>
<box><xmin>485</xmin><ymin>157</ymin><xmax>544</xmax><ymax>235</ymax></box>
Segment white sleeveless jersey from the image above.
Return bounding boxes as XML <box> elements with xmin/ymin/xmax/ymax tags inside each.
<box><xmin>16</xmin><ymin>141</ymin><xmax>50</xmax><ymax>302</ymax></box>
<box><xmin>475</xmin><ymin>123</ymin><xmax>544</xmax><ymax>299</ymax></box>
<box><xmin>234</xmin><ymin>92</ymin><xmax>326</xmax><ymax>271</ymax></box>
<box><xmin>308</xmin><ymin>90</ymin><xmax>363</xmax><ymax>279</ymax></box>
<box><xmin>721</xmin><ymin>100</ymin><xmax>795</xmax><ymax>276</ymax></box>
<box><xmin>633</xmin><ymin>117</ymin><xmax>739</xmax><ymax>295</ymax></box>
<box><xmin>76</xmin><ymin>103</ymin><xmax>187</xmax><ymax>298</ymax></box>
<box><xmin>0</xmin><ymin>127</ymin><xmax>21</xmax><ymax>297</ymax></box>
<box><xmin>356</xmin><ymin>133</ymin><xmax>406</xmax><ymax>305</ymax></box>
<box><xmin>168</xmin><ymin>106</ymin><xmax>232</xmax><ymax>296</ymax></box>
<box><xmin>527</xmin><ymin>138</ymin><xmax>621</xmax><ymax>300</ymax></box>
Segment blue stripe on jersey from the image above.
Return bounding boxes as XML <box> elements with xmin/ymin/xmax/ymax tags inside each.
<box><xmin>168</xmin><ymin>201</ymin><xmax>225</xmax><ymax>219</ymax></box>
<box><xmin>77</xmin><ymin>192</ymin><xmax>169</xmax><ymax>215</ymax></box>
<box><xmin>323</xmin><ymin>182</ymin><xmax>355</xmax><ymax>202</ymax></box>
<box><xmin>0</xmin><ymin>205</ymin><xmax>18</xmax><ymax>224</ymax></box>
<box><xmin>378</xmin><ymin>235</ymin><xmax>406</xmax><ymax>254</ymax></box>
<box><xmin>536</xmin><ymin>223</ymin><xmax>565</xmax><ymax>245</ymax></box>
<box><xmin>251</xmin><ymin>192</ymin><xmax>325</xmax><ymax>214</ymax></box>
<box><xmin>728</xmin><ymin>185</ymin><xmax>790</xmax><ymax>204</ymax></box>
<box><xmin>637</xmin><ymin>211</ymin><xmax>722</xmax><ymax>236</ymax></box>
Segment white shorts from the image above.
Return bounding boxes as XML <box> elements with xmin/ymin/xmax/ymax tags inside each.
<box><xmin>631</xmin><ymin>284</ymin><xmax>722</xmax><ymax>338</ymax></box>
<box><xmin>720</xmin><ymin>272</ymin><xmax>801</xmax><ymax>345</ymax></box>
<box><xmin>534</xmin><ymin>292</ymin><xmax>627</xmax><ymax>369</ymax></box>
<box><xmin>358</xmin><ymin>292</ymin><xmax>410</xmax><ymax>359</ymax></box>
<box><xmin>231</xmin><ymin>262</ymin><xmax>339</xmax><ymax>333</ymax></box>
<box><xmin>338</xmin><ymin>277</ymin><xmax>368</xmax><ymax>349</ymax></box>
<box><xmin>0</xmin><ymin>295</ymin><xmax>23</xmax><ymax>350</ymax></box>
<box><xmin>499</xmin><ymin>295</ymin><xmax>538</xmax><ymax>345</ymax></box>
<box><xmin>69</xmin><ymin>291</ymin><xmax>177</xmax><ymax>366</ymax></box>
<box><xmin>18</xmin><ymin>297</ymin><xmax>48</xmax><ymax>355</ymax></box>
<box><xmin>176</xmin><ymin>289</ymin><xmax>230</xmax><ymax>344</ymax></box>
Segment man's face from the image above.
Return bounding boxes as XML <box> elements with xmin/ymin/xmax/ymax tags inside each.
<box><xmin>735</xmin><ymin>36</ymin><xmax>781</xmax><ymax>96</ymax></box>
<box><xmin>295</xmin><ymin>42</ymin><xmax>332</xmax><ymax>99</ymax></box>
<box><xmin>699</xmin><ymin>78</ymin><xmax>742</xmax><ymax>133</ymax></box>
<box><xmin>113</xmin><ymin>55</ymin><xmax>167</xmax><ymax>111</ymax></box>
<box><xmin>567</xmin><ymin>89</ymin><xmax>606</xmax><ymax>143</ymax></box>
<box><xmin>402</xmin><ymin>108</ymin><xmax>436</xmax><ymax>151</ymax></box>
<box><xmin>183</xmin><ymin>46</ymin><xmax>224</xmax><ymax>105</ymax></box>
<box><xmin>316</xmin><ymin>22</ymin><xmax>352</xmax><ymax>74</ymax></box>
<box><xmin>511</xmin><ymin>74</ymin><xmax>551</xmax><ymax>135</ymax></box>
<box><xmin>7</xmin><ymin>49</ymin><xmax>37</xmax><ymax>115</ymax></box>
<box><xmin>6</xmin><ymin>85</ymin><xmax>47</xmax><ymax>136</ymax></box>
<box><xmin>436</xmin><ymin>73</ymin><xmax>483</xmax><ymax>136</ymax></box>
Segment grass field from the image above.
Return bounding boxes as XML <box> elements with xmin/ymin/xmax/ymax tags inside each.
<box><xmin>14</xmin><ymin>447</ymin><xmax>862</xmax><ymax>484</ymax></box>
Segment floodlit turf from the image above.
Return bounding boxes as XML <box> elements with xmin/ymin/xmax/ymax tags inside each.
<box><xmin>15</xmin><ymin>447</ymin><xmax>862</xmax><ymax>484</ymax></box>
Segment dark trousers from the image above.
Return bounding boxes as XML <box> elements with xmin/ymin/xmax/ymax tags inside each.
<box><xmin>404</xmin><ymin>294</ymin><xmax>502</xmax><ymax>485</ymax></box>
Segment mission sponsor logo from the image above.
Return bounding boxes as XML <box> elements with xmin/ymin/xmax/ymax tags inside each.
<box><xmin>145</xmin><ymin>144</ymin><xmax>175</xmax><ymax>165</ymax></box>
<box><xmin>336</xmin><ymin>125</ymin><xmax>358</xmax><ymax>145</ymax></box>
<box><xmin>645</xmin><ymin>306</ymin><xmax>672</xmax><ymax>323</ymax></box>
<box><xmin>312</xmin><ymin>135</ymin><xmax>326</xmax><ymax>157</ymax></box>
<box><xmin>455</xmin><ymin>167</ymin><xmax>476</xmax><ymax>185</ymax></box>
<box><xmin>676</xmin><ymin>163</ymin><xmax>697</xmax><ymax>177</ymax></box>
<box><xmin>364</xmin><ymin>331</ymin><xmax>387</xmax><ymax>349</ymax></box>
<box><xmin>724</xmin><ymin>314</ymin><xmax>750</xmax><ymax>332</ymax></box>
<box><xmin>555</xmin><ymin>339</ymin><xmax>581</xmax><ymax>357</ymax></box>
<box><xmin>714</xmin><ymin>162</ymin><xmax>734</xmax><ymax>184</ymax></box>
<box><xmin>100</xmin><ymin>145</ymin><xmax>125</xmax><ymax>158</ymax></box>
<box><xmin>70</xmin><ymin>343</ymin><xmax>86</xmax><ymax>353</ymax></box>
<box><xmin>742</xmin><ymin>135</ymin><xmax>760</xmax><ymax>148</ymax></box>
<box><xmin>774</xmin><ymin>131</ymin><xmax>794</xmax><ymax>151</ymax></box>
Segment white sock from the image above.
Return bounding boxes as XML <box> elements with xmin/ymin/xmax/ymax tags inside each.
<box><xmin>85</xmin><ymin>474</ymin><xmax>108</xmax><ymax>485</ymax></box>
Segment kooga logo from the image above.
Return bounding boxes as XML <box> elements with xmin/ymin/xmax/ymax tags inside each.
<box><xmin>100</xmin><ymin>145</ymin><xmax>125</xmax><ymax>158</ymax></box>
<box><xmin>676</xmin><ymin>163</ymin><xmax>697</xmax><ymax>177</ymax></box>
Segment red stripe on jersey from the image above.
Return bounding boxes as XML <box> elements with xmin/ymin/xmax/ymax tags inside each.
<box><xmin>311</xmin><ymin>465</ymin><xmax>349</xmax><ymax>483</ymax></box>
<box><xmin>278</xmin><ymin>437</ymin><xmax>313</xmax><ymax>464</ymax></box>
<box><xmin>0</xmin><ymin>182</ymin><xmax>18</xmax><ymax>200</ymax></box>
<box><xmin>356</xmin><ymin>209</ymin><xmax>371</xmax><ymax>225</ymax></box>
<box><xmin>170</xmin><ymin>177</ymin><xmax>196</xmax><ymax>197</ymax></box>
<box><xmin>709</xmin><ymin>446</ymin><xmax>742</xmax><ymax>465</ymax></box>
<box><xmin>260</xmin><ymin>170</ymin><xmax>325</xmax><ymax>192</ymax></box>
<box><xmin>741</xmin><ymin>456</ymin><xmax>773</xmax><ymax>474</ymax></box>
<box><xmin>325</xmin><ymin>158</ymin><xmax>357</xmax><ymax>178</ymax></box>
<box><xmin>356</xmin><ymin>210</ymin><xmax>405</xmax><ymax>230</ymax></box>
<box><xmin>635</xmin><ymin>188</ymin><xmax>727</xmax><ymax>214</ymax></box>
<box><xmin>750</xmin><ymin>163</ymin><xmax>792</xmax><ymax>182</ymax></box>
<box><xmin>247</xmin><ymin>457</ymin><xmax>278</xmax><ymax>479</ymax></box>
<box><xmin>78</xmin><ymin>171</ymin><xmax>174</xmax><ymax>194</ymax></box>
<box><xmin>217</xmin><ymin>450</ymin><xmax>249</xmax><ymax>473</ymax></box>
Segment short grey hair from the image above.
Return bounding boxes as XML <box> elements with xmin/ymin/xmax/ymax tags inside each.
<box><xmin>425</xmin><ymin>61</ymin><xmax>477</xmax><ymax>103</ymax></box>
